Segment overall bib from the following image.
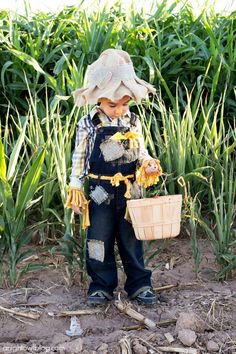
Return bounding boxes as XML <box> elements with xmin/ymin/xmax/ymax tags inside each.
<box><xmin>86</xmin><ymin>114</ymin><xmax>151</xmax><ymax>298</ymax></box>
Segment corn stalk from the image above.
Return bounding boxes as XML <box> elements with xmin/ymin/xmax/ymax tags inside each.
<box><xmin>0</xmin><ymin>135</ymin><xmax>46</xmax><ymax>285</ymax></box>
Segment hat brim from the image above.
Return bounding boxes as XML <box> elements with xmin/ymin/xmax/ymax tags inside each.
<box><xmin>73</xmin><ymin>77</ymin><xmax>156</xmax><ymax>107</ymax></box>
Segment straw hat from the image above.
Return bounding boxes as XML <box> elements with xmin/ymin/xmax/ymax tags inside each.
<box><xmin>73</xmin><ymin>48</ymin><xmax>156</xmax><ymax>106</ymax></box>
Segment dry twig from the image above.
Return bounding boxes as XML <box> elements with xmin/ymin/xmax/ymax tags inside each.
<box><xmin>153</xmin><ymin>282</ymin><xmax>200</xmax><ymax>292</ymax></box>
<box><xmin>114</xmin><ymin>300</ymin><xmax>156</xmax><ymax>329</ymax></box>
<box><xmin>9</xmin><ymin>313</ymin><xmax>34</xmax><ymax>326</ymax></box>
<box><xmin>16</xmin><ymin>302</ymin><xmax>54</xmax><ymax>308</ymax></box>
<box><xmin>58</xmin><ymin>308</ymin><xmax>103</xmax><ymax>316</ymax></box>
<box><xmin>0</xmin><ymin>305</ymin><xmax>40</xmax><ymax>320</ymax></box>
<box><xmin>157</xmin><ymin>347</ymin><xmax>198</xmax><ymax>354</ymax></box>
<box><xmin>133</xmin><ymin>337</ymin><xmax>162</xmax><ymax>353</ymax></box>
<box><xmin>153</xmin><ymin>284</ymin><xmax>177</xmax><ymax>292</ymax></box>
<box><xmin>122</xmin><ymin>325</ymin><xmax>145</xmax><ymax>331</ymax></box>
<box><xmin>156</xmin><ymin>319</ymin><xmax>177</xmax><ymax>327</ymax></box>
<box><xmin>119</xmin><ymin>337</ymin><xmax>132</xmax><ymax>354</ymax></box>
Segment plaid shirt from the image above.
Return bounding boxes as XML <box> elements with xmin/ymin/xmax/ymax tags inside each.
<box><xmin>69</xmin><ymin>106</ymin><xmax>152</xmax><ymax>189</ymax></box>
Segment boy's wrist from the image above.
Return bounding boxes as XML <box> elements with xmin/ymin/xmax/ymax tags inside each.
<box><xmin>69</xmin><ymin>177</ymin><xmax>83</xmax><ymax>190</ymax></box>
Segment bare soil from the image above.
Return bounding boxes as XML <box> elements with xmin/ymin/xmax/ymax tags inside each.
<box><xmin>0</xmin><ymin>236</ymin><xmax>235</xmax><ymax>354</ymax></box>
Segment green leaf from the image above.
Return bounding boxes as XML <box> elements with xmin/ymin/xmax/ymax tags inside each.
<box><xmin>1</xmin><ymin>61</ymin><xmax>13</xmax><ymax>90</ymax></box>
<box><xmin>9</xmin><ymin>48</ymin><xmax>46</xmax><ymax>75</ymax></box>
<box><xmin>0</xmin><ymin>138</ymin><xmax>7</xmax><ymax>181</ymax></box>
<box><xmin>18</xmin><ymin>263</ymin><xmax>45</xmax><ymax>279</ymax></box>
<box><xmin>0</xmin><ymin>178</ymin><xmax>14</xmax><ymax>213</ymax></box>
<box><xmin>184</xmin><ymin>172</ymin><xmax>209</xmax><ymax>182</ymax></box>
<box><xmin>8</xmin><ymin>48</ymin><xmax>57</xmax><ymax>89</ymax></box>
<box><xmin>16</xmin><ymin>249</ymin><xmax>34</xmax><ymax>263</ymax></box>
<box><xmin>15</xmin><ymin>148</ymin><xmax>46</xmax><ymax>221</ymax></box>
<box><xmin>7</xmin><ymin>116</ymin><xmax>28</xmax><ymax>181</ymax></box>
<box><xmin>44</xmin><ymin>208</ymin><xmax>63</xmax><ymax>223</ymax></box>
<box><xmin>0</xmin><ymin>215</ymin><xmax>5</xmax><ymax>233</ymax></box>
<box><xmin>53</xmin><ymin>54</ymin><xmax>69</xmax><ymax>75</ymax></box>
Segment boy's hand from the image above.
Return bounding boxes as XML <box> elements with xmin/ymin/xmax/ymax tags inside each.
<box><xmin>66</xmin><ymin>188</ymin><xmax>87</xmax><ymax>214</ymax></box>
<box><xmin>71</xmin><ymin>203</ymin><xmax>85</xmax><ymax>215</ymax></box>
<box><xmin>145</xmin><ymin>159</ymin><xmax>160</xmax><ymax>175</ymax></box>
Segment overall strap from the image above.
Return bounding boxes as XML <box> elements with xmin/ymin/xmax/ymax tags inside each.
<box><xmin>91</xmin><ymin>112</ymin><xmax>103</xmax><ymax>128</ymax></box>
<box><xmin>130</xmin><ymin>112</ymin><xmax>138</xmax><ymax>127</ymax></box>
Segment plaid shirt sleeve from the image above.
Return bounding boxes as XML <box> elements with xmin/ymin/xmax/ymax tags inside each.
<box><xmin>69</xmin><ymin>115</ymin><xmax>95</xmax><ymax>190</ymax></box>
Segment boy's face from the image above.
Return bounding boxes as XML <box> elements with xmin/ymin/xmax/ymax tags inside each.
<box><xmin>99</xmin><ymin>96</ymin><xmax>130</xmax><ymax>119</ymax></box>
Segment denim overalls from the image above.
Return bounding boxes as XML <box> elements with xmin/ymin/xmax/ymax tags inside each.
<box><xmin>86</xmin><ymin>113</ymin><xmax>151</xmax><ymax>298</ymax></box>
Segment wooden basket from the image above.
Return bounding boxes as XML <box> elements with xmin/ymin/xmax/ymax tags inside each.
<box><xmin>127</xmin><ymin>195</ymin><xmax>182</xmax><ymax>240</ymax></box>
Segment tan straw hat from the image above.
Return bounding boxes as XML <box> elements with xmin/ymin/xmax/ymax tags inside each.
<box><xmin>73</xmin><ymin>48</ymin><xmax>156</xmax><ymax>106</ymax></box>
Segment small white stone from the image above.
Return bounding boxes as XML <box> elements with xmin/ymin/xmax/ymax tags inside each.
<box><xmin>178</xmin><ymin>329</ymin><xmax>197</xmax><ymax>346</ymax></box>
<box><xmin>175</xmin><ymin>312</ymin><xmax>205</xmax><ymax>332</ymax></box>
<box><xmin>164</xmin><ymin>332</ymin><xmax>175</xmax><ymax>343</ymax></box>
<box><xmin>97</xmin><ymin>343</ymin><xmax>109</xmax><ymax>353</ymax></box>
<box><xmin>63</xmin><ymin>338</ymin><xmax>83</xmax><ymax>353</ymax></box>
<box><xmin>206</xmin><ymin>340</ymin><xmax>219</xmax><ymax>352</ymax></box>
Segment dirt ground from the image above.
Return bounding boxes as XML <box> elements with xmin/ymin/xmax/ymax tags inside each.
<box><xmin>0</xmin><ymin>235</ymin><xmax>236</xmax><ymax>354</ymax></box>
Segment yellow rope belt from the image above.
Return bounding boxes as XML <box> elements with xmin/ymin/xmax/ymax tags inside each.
<box><xmin>88</xmin><ymin>172</ymin><xmax>134</xmax><ymax>199</ymax></box>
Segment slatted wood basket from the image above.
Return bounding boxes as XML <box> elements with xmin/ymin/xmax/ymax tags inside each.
<box><xmin>127</xmin><ymin>195</ymin><xmax>182</xmax><ymax>240</ymax></box>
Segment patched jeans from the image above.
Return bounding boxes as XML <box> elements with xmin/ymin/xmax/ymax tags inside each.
<box><xmin>86</xmin><ymin>179</ymin><xmax>152</xmax><ymax>298</ymax></box>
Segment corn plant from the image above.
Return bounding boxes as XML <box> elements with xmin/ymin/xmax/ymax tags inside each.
<box><xmin>180</xmin><ymin>177</ymin><xmax>202</xmax><ymax>276</ymax></box>
<box><xmin>137</xmin><ymin>85</ymin><xmax>235</xmax><ymax>273</ymax></box>
<box><xmin>48</xmin><ymin>100</ymin><xmax>78</xmax><ymax>272</ymax></box>
<box><xmin>40</xmin><ymin>94</ymin><xmax>87</xmax><ymax>278</ymax></box>
<box><xmin>0</xmin><ymin>133</ymin><xmax>46</xmax><ymax>285</ymax></box>
<box><xmin>199</xmin><ymin>163</ymin><xmax>236</xmax><ymax>280</ymax></box>
<box><xmin>137</xmin><ymin>88</ymin><xmax>212</xmax><ymax>197</ymax></box>
<box><xmin>8</xmin><ymin>84</ymin><xmax>87</xmax><ymax>279</ymax></box>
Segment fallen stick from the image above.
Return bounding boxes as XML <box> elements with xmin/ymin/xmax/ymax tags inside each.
<box><xmin>122</xmin><ymin>325</ymin><xmax>145</xmax><ymax>331</ymax></box>
<box><xmin>157</xmin><ymin>346</ymin><xmax>198</xmax><ymax>354</ymax></box>
<box><xmin>153</xmin><ymin>283</ymin><xmax>200</xmax><ymax>292</ymax></box>
<box><xmin>133</xmin><ymin>337</ymin><xmax>162</xmax><ymax>354</ymax></box>
<box><xmin>177</xmin><ymin>282</ymin><xmax>200</xmax><ymax>289</ymax></box>
<box><xmin>104</xmin><ymin>303</ymin><xmax>111</xmax><ymax>314</ymax></box>
<box><xmin>0</xmin><ymin>305</ymin><xmax>40</xmax><ymax>320</ymax></box>
<box><xmin>114</xmin><ymin>300</ymin><xmax>156</xmax><ymax>329</ymax></box>
<box><xmin>156</xmin><ymin>319</ymin><xmax>177</xmax><ymax>327</ymax></box>
<box><xmin>9</xmin><ymin>313</ymin><xmax>34</xmax><ymax>326</ymax></box>
<box><xmin>153</xmin><ymin>284</ymin><xmax>177</xmax><ymax>292</ymax></box>
<box><xmin>21</xmin><ymin>255</ymin><xmax>39</xmax><ymax>263</ymax></box>
<box><xmin>16</xmin><ymin>302</ymin><xmax>54</xmax><ymax>307</ymax></box>
<box><xmin>58</xmin><ymin>308</ymin><xmax>103</xmax><ymax>316</ymax></box>
<box><xmin>119</xmin><ymin>337</ymin><xmax>132</xmax><ymax>354</ymax></box>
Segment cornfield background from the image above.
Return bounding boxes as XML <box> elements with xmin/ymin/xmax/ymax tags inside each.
<box><xmin>0</xmin><ymin>0</ymin><xmax>235</xmax><ymax>285</ymax></box>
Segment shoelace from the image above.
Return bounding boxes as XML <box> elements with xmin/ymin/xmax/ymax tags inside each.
<box><xmin>90</xmin><ymin>291</ymin><xmax>105</xmax><ymax>297</ymax></box>
<box><xmin>139</xmin><ymin>289</ymin><xmax>154</xmax><ymax>297</ymax></box>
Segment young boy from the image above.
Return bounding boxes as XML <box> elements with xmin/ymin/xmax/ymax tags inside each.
<box><xmin>66</xmin><ymin>49</ymin><xmax>161</xmax><ymax>305</ymax></box>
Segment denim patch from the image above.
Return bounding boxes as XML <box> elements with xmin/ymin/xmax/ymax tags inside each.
<box><xmin>100</xmin><ymin>139</ymin><xmax>125</xmax><ymax>161</ymax></box>
<box><xmin>88</xmin><ymin>240</ymin><xmax>105</xmax><ymax>262</ymax></box>
<box><xmin>89</xmin><ymin>185</ymin><xmax>109</xmax><ymax>205</ymax></box>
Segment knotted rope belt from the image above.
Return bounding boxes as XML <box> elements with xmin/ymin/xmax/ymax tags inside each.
<box><xmin>88</xmin><ymin>172</ymin><xmax>134</xmax><ymax>199</ymax></box>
